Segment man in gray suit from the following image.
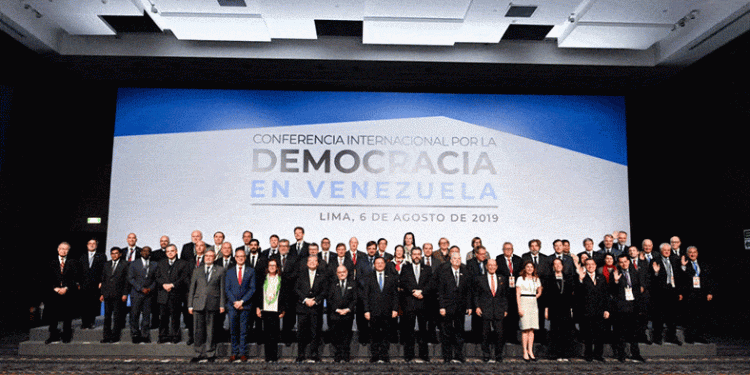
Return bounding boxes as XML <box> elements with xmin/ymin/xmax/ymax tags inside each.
<box><xmin>188</xmin><ymin>249</ymin><xmax>226</xmax><ymax>362</ymax></box>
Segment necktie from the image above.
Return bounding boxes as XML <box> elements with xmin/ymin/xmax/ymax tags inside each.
<box><xmin>238</xmin><ymin>266</ymin><xmax>243</xmax><ymax>285</ymax></box>
<box><xmin>60</xmin><ymin>258</ymin><xmax>65</xmax><ymax>273</ymax></box>
<box><xmin>369</xmin><ymin>256</ymin><xmax>374</xmax><ymax>266</ymax></box>
<box><xmin>250</xmin><ymin>255</ymin><xmax>255</xmax><ymax>268</ymax></box>
<box><xmin>206</xmin><ymin>266</ymin><xmax>211</xmax><ymax>281</ymax></box>
<box><xmin>632</xmin><ymin>259</ymin><xmax>638</xmax><ymax>270</ymax></box>
<box><xmin>196</xmin><ymin>258</ymin><xmax>200</xmax><ymax>267</ymax></box>
<box><xmin>625</xmin><ymin>269</ymin><xmax>631</xmax><ymax>287</ymax></box>
<box><xmin>693</xmin><ymin>261</ymin><xmax>699</xmax><ymax>276</ymax></box>
<box><xmin>378</xmin><ymin>273</ymin><xmax>383</xmax><ymax>291</ymax></box>
<box><xmin>112</xmin><ymin>260</ymin><xmax>118</xmax><ymax>272</ymax></box>
<box><xmin>414</xmin><ymin>265</ymin><xmax>420</xmax><ymax>282</ymax></box>
<box><xmin>341</xmin><ymin>281</ymin><xmax>346</xmax><ymax>295</ymax></box>
<box><xmin>282</xmin><ymin>255</ymin><xmax>286</xmax><ymax>271</ymax></box>
<box><xmin>310</xmin><ymin>271</ymin><xmax>315</xmax><ymax>288</ymax></box>
<box><xmin>426</xmin><ymin>257</ymin><xmax>431</xmax><ymax>267</ymax></box>
<box><xmin>508</xmin><ymin>258</ymin><xmax>513</xmax><ymax>274</ymax></box>
<box><xmin>129</xmin><ymin>248</ymin><xmax>135</xmax><ymax>262</ymax></box>
<box><xmin>454</xmin><ymin>270</ymin><xmax>459</xmax><ymax>287</ymax></box>
<box><xmin>89</xmin><ymin>253</ymin><xmax>94</xmax><ymax>267</ymax></box>
<box><xmin>491</xmin><ymin>275</ymin><xmax>496</xmax><ymax>296</ymax></box>
<box><xmin>352</xmin><ymin>253</ymin><xmax>357</xmax><ymax>265</ymax></box>
<box><xmin>533</xmin><ymin>256</ymin><xmax>537</xmax><ymax>265</ymax></box>
<box><xmin>145</xmin><ymin>260</ymin><xmax>150</xmax><ymax>274</ymax></box>
<box><xmin>480</xmin><ymin>262</ymin><xmax>484</xmax><ymax>274</ymax></box>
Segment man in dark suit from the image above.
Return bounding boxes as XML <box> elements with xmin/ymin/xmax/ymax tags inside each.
<box><xmin>100</xmin><ymin>247</ymin><xmax>130</xmax><ymax>343</ymax></box>
<box><xmin>549</xmin><ymin>239</ymin><xmax>576</xmax><ymax>276</ymax></box>
<box><xmin>327</xmin><ymin>265</ymin><xmax>357</xmax><ymax>362</ymax></box>
<box><xmin>156</xmin><ymin>244</ymin><xmax>191</xmax><ymax>344</ymax></box>
<box><xmin>181</xmin><ymin>240</ymin><xmax>207</xmax><ymax>345</ymax></box>
<box><xmin>377</xmin><ymin>238</ymin><xmax>394</xmax><ymax>262</ymax></box>
<box><xmin>578</xmin><ymin>238</ymin><xmax>604</xmax><ymax>267</ymax></box>
<box><xmin>362</xmin><ymin>257</ymin><xmax>399</xmax><ymax>363</ymax></box>
<box><xmin>437</xmin><ymin>252</ymin><xmax>473</xmax><ymax>363</ymax></box>
<box><xmin>295</xmin><ymin>256</ymin><xmax>328</xmax><ymax>362</ymax></box>
<box><xmin>180</xmin><ymin>230</ymin><xmax>204</xmax><ymax>264</ymax></box>
<box><xmin>261</xmin><ymin>234</ymin><xmax>280</xmax><ymax>259</ymax></box>
<box><xmin>128</xmin><ymin>246</ymin><xmax>157</xmax><ymax>343</ymax></box>
<box><xmin>466</xmin><ymin>245</ymin><xmax>489</xmax><ymax>343</ymax></box>
<box><xmin>496</xmin><ymin>241</ymin><xmax>522</xmax><ymax>344</ymax></box>
<box><xmin>670</xmin><ymin>236</ymin><xmax>684</xmax><ymax>257</ymax></box>
<box><xmin>225</xmin><ymin>248</ymin><xmax>255</xmax><ymax>361</ymax></box>
<box><xmin>474</xmin><ymin>259</ymin><xmax>508</xmax><ymax>362</ymax></box>
<box><xmin>421</xmin><ymin>242</ymin><xmax>440</xmax><ymax>343</ymax></box>
<box><xmin>576</xmin><ymin>258</ymin><xmax>611</xmax><ymax>361</ymax></box>
<box><xmin>627</xmin><ymin>245</ymin><xmax>650</xmax><ymax>343</ymax></box>
<box><xmin>45</xmin><ymin>242</ymin><xmax>81</xmax><ymax>344</ymax></box>
<box><xmin>521</xmin><ymin>239</ymin><xmax>547</xmax><ymax>273</ymax></box>
<box><xmin>597</xmin><ymin>234</ymin><xmax>621</xmax><ymax>259</ymax></box>
<box><xmin>291</xmin><ymin>226</ymin><xmax>309</xmax><ymax>258</ymax></box>
<box><xmin>273</xmin><ymin>239</ymin><xmax>299</xmax><ymax>344</ymax></box>
<box><xmin>680</xmin><ymin>246</ymin><xmax>714</xmax><ymax>344</ymax></box>
<box><xmin>79</xmin><ymin>238</ymin><xmax>106</xmax><ymax>329</ymax></box>
<box><xmin>188</xmin><ymin>249</ymin><xmax>226</xmax><ymax>362</ymax></box>
<box><xmin>650</xmin><ymin>242</ymin><xmax>682</xmax><ymax>345</ymax></box>
<box><xmin>242</xmin><ymin>238</ymin><xmax>265</xmax><ymax>344</ymax></box>
<box><xmin>150</xmin><ymin>235</ymin><xmax>169</xmax><ymax>263</ymax></box>
<box><xmin>611</xmin><ymin>255</ymin><xmax>645</xmax><ymax>362</ymax></box>
<box><xmin>235</xmin><ymin>230</ymin><xmax>254</xmax><ymax>254</ymax></box>
<box><xmin>355</xmin><ymin>240</ymin><xmax>379</xmax><ymax>344</ymax></box>
<box><xmin>123</xmin><ymin>233</ymin><xmax>143</xmax><ymax>263</ymax></box>
<box><xmin>400</xmin><ymin>247</ymin><xmax>432</xmax><ymax>362</ymax></box>
<box><xmin>217</xmin><ymin>242</ymin><xmax>236</xmax><ymax>270</ymax></box>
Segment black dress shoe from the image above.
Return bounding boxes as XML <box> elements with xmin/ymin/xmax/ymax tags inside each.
<box><xmin>101</xmin><ymin>338</ymin><xmax>111</xmax><ymax>344</ymax></box>
<box><xmin>190</xmin><ymin>357</ymin><xmax>201</xmax><ymax>363</ymax></box>
<box><xmin>632</xmin><ymin>355</ymin><xmax>646</xmax><ymax>362</ymax></box>
<box><xmin>45</xmin><ymin>337</ymin><xmax>59</xmax><ymax>344</ymax></box>
<box><xmin>142</xmin><ymin>338</ymin><xmax>151</xmax><ymax>344</ymax></box>
<box><xmin>132</xmin><ymin>337</ymin><xmax>142</xmax><ymax>344</ymax></box>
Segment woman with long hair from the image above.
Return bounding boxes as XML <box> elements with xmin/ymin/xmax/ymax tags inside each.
<box><xmin>256</xmin><ymin>258</ymin><xmax>285</xmax><ymax>362</ymax></box>
<box><xmin>403</xmin><ymin>232</ymin><xmax>416</xmax><ymax>254</ymax></box>
<box><xmin>516</xmin><ymin>260</ymin><xmax>543</xmax><ymax>361</ymax></box>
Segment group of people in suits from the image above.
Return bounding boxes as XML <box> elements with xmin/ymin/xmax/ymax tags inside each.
<box><xmin>41</xmin><ymin>229</ymin><xmax>714</xmax><ymax>364</ymax></box>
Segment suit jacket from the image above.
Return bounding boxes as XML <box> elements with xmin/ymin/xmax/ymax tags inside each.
<box><xmin>466</xmin><ymin>257</ymin><xmax>488</xmax><ymax>279</ymax></box>
<box><xmin>596</xmin><ymin>247</ymin><xmax>621</xmax><ymax>260</ymax></box>
<box><xmin>362</xmin><ymin>270</ymin><xmax>399</xmax><ymax>318</ymax></box>
<box><xmin>473</xmin><ymin>273</ymin><xmax>509</xmax><ymax>320</ymax></box>
<box><xmin>79</xmin><ymin>252</ymin><xmax>107</xmax><ymax>290</ymax></box>
<box><xmin>128</xmin><ymin>257</ymin><xmax>157</xmax><ymax>296</ymax></box>
<box><xmin>649</xmin><ymin>253</ymin><xmax>682</xmax><ymax>293</ymax></box>
<box><xmin>327</xmin><ymin>277</ymin><xmax>357</xmax><ymax>319</ymax></box>
<box><xmin>496</xmin><ymin>254</ymin><xmax>523</xmax><ymax>282</ymax></box>
<box><xmin>437</xmin><ymin>265</ymin><xmax>473</xmax><ymax>314</ymax></box>
<box><xmin>225</xmin><ymin>265</ymin><xmax>256</xmax><ymax>309</ymax></box>
<box><xmin>399</xmin><ymin>262</ymin><xmax>432</xmax><ymax>312</ymax></box>
<box><xmin>180</xmin><ymin>242</ymin><xmax>197</xmax><ymax>264</ymax></box>
<box><xmin>578</xmin><ymin>250</ymin><xmax>605</xmax><ymax>267</ymax></box>
<box><xmin>291</xmin><ymin>241</ymin><xmax>309</xmax><ymax>258</ymax></box>
<box><xmin>150</xmin><ymin>249</ymin><xmax>167</xmax><ymax>263</ymax></box>
<box><xmin>155</xmin><ymin>258</ymin><xmax>191</xmax><ymax>305</ymax></box>
<box><xmin>611</xmin><ymin>267</ymin><xmax>642</xmax><ymax>313</ymax></box>
<box><xmin>48</xmin><ymin>257</ymin><xmax>81</xmax><ymax>296</ymax></box>
<box><xmin>346</xmin><ymin>250</ymin><xmax>367</xmax><ymax>274</ymax></box>
<box><xmin>123</xmin><ymin>246</ymin><xmax>143</xmax><ymax>262</ymax></box>
<box><xmin>378</xmin><ymin>251</ymin><xmax>394</xmax><ymax>262</ymax></box>
<box><xmin>547</xmin><ymin>253</ymin><xmax>576</xmax><ymax>276</ymax></box>
<box><xmin>680</xmin><ymin>259</ymin><xmax>714</xmax><ymax>297</ymax></box>
<box><xmin>332</xmin><ymin>256</ymin><xmax>355</xmax><ymax>278</ymax></box>
<box><xmin>217</xmin><ymin>256</ymin><xmax>236</xmax><ymax>270</ymax></box>
<box><xmin>521</xmin><ymin>252</ymin><xmax>548</xmax><ymax>272</ymax></box>
<box><xmin>356</xmin><ymin>254</ymin><xmax>380</xmax><ymax>283</ymax></box>
<box><xmin>101</xmin><ymin>259</ymin><xmax>131</xmax><ymax>299</ymax></box>
<box><xmin>295</xmin><ymin>268</ymin><xmax>328</xmax><ymax>314</ymax></box>
<box><xmin>576</xmin><ymin>272</ymin><xmax>611</xmax><ymax>318</ymax></box>
<box><xmin>188</xmin><ymin>264</ymin><xmax>226</xmax><ymax>311</ymax></box>
<box><xmin>542</xmin><ymin>273</ymin><xmax>576</xmax><ymax>319</ymax></box>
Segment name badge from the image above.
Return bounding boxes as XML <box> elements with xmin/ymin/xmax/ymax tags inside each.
<box><xmin>509</xmin><ymin>277</ymin><xmax>515</xmax><ymax>288</ymax></box>
<box><xmin>693</xmin><ymin>276</ymin><xmax>701</xmax><ymax>288</ymax></box>
<box><xmin>625</xmin><ymin>287</ymin><xmax>634</xmax><ymax>301</ymax></box>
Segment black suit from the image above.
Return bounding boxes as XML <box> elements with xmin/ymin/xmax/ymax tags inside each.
<box><xmin>155</xmin><ymin>258</ymin><xmax>191</xmax><ymax>343</ymax></box>
<box><xmin>466</xmin><ymin>258</ymin><xmax>487</xmax><ymax>343</ymax></box>
<box><xmin>577</xmin><ymin>272</ymin><xmax>611</xmax><ymax>360</ymax></box>
<box><xmin>123</xmin><ymin>246</ymin><xmax>142</xmax><ymax>263</ymax></box>
<box><xmin>542</xmin><ymin>273</ymin><xmax>576</xmax><ymax>359</ymax></box>
<box><xmin>101</xmin><ymin>259</ymin><xmax>130</xmax><ymax>342</ymax></box>
<box><xmin>649</xmin><ymin>253</ymin><xmax>681</xmax><ymax>344</ymax></box>
<box><xmin>272</xmin><ymin>252</ymin><xmax>299</xmax><ymax>343</ymax></box>
<box><xmin>496</xmin><ymin>254</ymin><xmax>522</xmax><ymax>343</ymax></box>
<box><xmin>327</xmin><ymin>277</ymin><xmax>357</xmax><ymax>362</ymax></box>
<box><xmin>436</xmin><ymin>265</ymin><xmax>472</xmax><ymax>362</ymax></box>
<box><xmin>362</xmin><ymin>270</ymin><xmax>399</xmax><ymax>362</ymax></box>
<box><xmin>399</xmin><ymin>263</ymin><xmax>432</xmax><ymax>361</ymax></box>
<box><xmin>474</xmin><ymin>273</ymin><xmax>509</xmax><ymax>361</ymax></box>
<box><xmin>79</xmin><ymin>251</ymin><xmax>107</xmax><ymax>328</ymax></box>
<box><xmin>294</xmin><ymin>268</ymin><xmax>328</xmax><ymax>361</ymax></box>
<box><xmin>611</xmin><ymin>267</ymin><xmax>643</xmax><ymax>360</ymax></box>
<box><xmin>680</xmin><ymin>259</ymin><xmax>714</xmax><ymax>342</ymax></box>
<box><xmin>291</xmin><ymin>241</ymin><xmax>309</xmax><ymax>259</ymax></box>
<box><xmin>578</xmin><ymin>250</ymin><xmax>604</xmax><ymax>267</ymax></box>
<box><xmin>180</xmin><ymin>243</ymin><xmax>197</xmax><ymax>264</ymax></box>
<box><xmin>45</xmin><ymin>256</ymin><xmax>81</xmax><ymax>342</ymax></box>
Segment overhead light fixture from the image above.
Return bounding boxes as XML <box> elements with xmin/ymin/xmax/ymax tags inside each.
<box><xmin>672</xmin><ymin>10</ymin><xmax>699</xmax><ymax>31</ymax></box>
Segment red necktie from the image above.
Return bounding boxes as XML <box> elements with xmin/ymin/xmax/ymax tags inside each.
<box><xmin>491</xmin><ymin>275</ymin><xmax>496</xmax><ymax>296</ymax></box>
<box><xmin>196</xmin><ymin>258</ymin><xmax>200</xmax><ymax>267</ymax></box>
<box><xmin>60</xmin><ymin>259</ymin><xmax>65</xmax><ymax>274</ymax></box>
<box><xmin>352</xmin><ymin>253</ymin><xmax>357</xmax><ymax>265</ymax></box>
<box><xmin>238</xmin><ymin>266</ymin><xmax>243</xmax><ymax>285</ymax></box>
<box><xmin>508</xmin><ymin>258</ymin><xmax>513</xmax><ymax>274</ymax></box>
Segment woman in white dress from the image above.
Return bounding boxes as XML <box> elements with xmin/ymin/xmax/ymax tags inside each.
<box><xmin>516</xmin><ymin>261</ymin><xmax>543</xmax><ymax>361</ymax></box>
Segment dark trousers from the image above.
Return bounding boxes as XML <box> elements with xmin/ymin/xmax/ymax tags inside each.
<box><xmin>329</xmin><ymin>315</ymin><xmax>354</xmax><ymax>362</ymax></box>
<box><xmin>613</xmin><ymin>310</ymin><xmax>641</xmax><ymax>360</ymax></box>
<box><xmin>261</xmin><ymin>311</ymin><xmax>281</xmax><ymax>361</ymax></box>
<box><xmin>228</xmin><ymin>307</ymin><xmax>250</xmax><ymax>356</ymax></box>
<box><xmin>159</xmin><ymin>300</ymin><xmax>182</xmax><ymax>342</ymax></box>
<box><xmin>281</xmin><ymin>305</ymin><xmax>297</xmax><ymax>343</ymax></box>
<box><xmin>193</xmin><ymin>310</ymin><xmax>218</xmax><ymax>358</ymax></box>
<box><xmin>401</xmin><ymin>310</ymin><xmax>429</xmax><ymax>361</ymax></box>
<box><xmin>503</xmin><ymin>289</ymin><xmax>520</xmax><ymax>342</ymax></box>
<box><xmin>102</xmin><ymin>297</ymin><xmax>125</xmax><ymax>341</ymax></box>
<box><xmin>80</xmin><ymin>288</ymin><xmax>101</xmax><ymax>328</ymax></box>
<box><xmin>369</xmin><ymin>315</ymin><xmax>392</xmax><ymax>362</ymax></box>
<box><xmin>580</xmin><ymin>317</ymin><xmax>605</xmax><ymax>360</ymax></box>
<box><xmin>130</xmin><ymin>293</ymin><xmax>152</xmax><ymax>341</ymax></box>
<box><xmin>652</xmin><ymin>287</ymin><xmax>679</xmax><ymax>342</ymax></box>
<box><xmin>470</xmin><ymin>312</ymin><xmax>483</xmax><ymax>343</ymax></box>
<box><xmin>297</xmin><ymin>311</ymin><xmax>322</xmax><ymax>361</ymax></box>
<box><xmin>548</xmin><ymin>314</ymin><xmax>574</xmax><ymax>359</ymax></box>
<box><xmin>181</xmin><ymin>301</ymin><xmax>194</xmax><ymax>342</ymax></box>
<box><xmin>440</xmin><ymin>313</ymin><xmax>465</xmax><ymax>362</ymax></box>
<box><xmin>355</xmin><ymin>299</ymin><xmax>370</xmax><ymax>343</ymax></box>
<box><xmin>481</xmin><ymin>318</ymin><xmax>504</xmax><ymax>360</ymax></box>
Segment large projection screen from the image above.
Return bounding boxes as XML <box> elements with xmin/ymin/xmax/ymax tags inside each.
<box><xmin>107</xmin><ymin>88</ymin><xmax>629</xmax><ymax>257</ymax></box>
